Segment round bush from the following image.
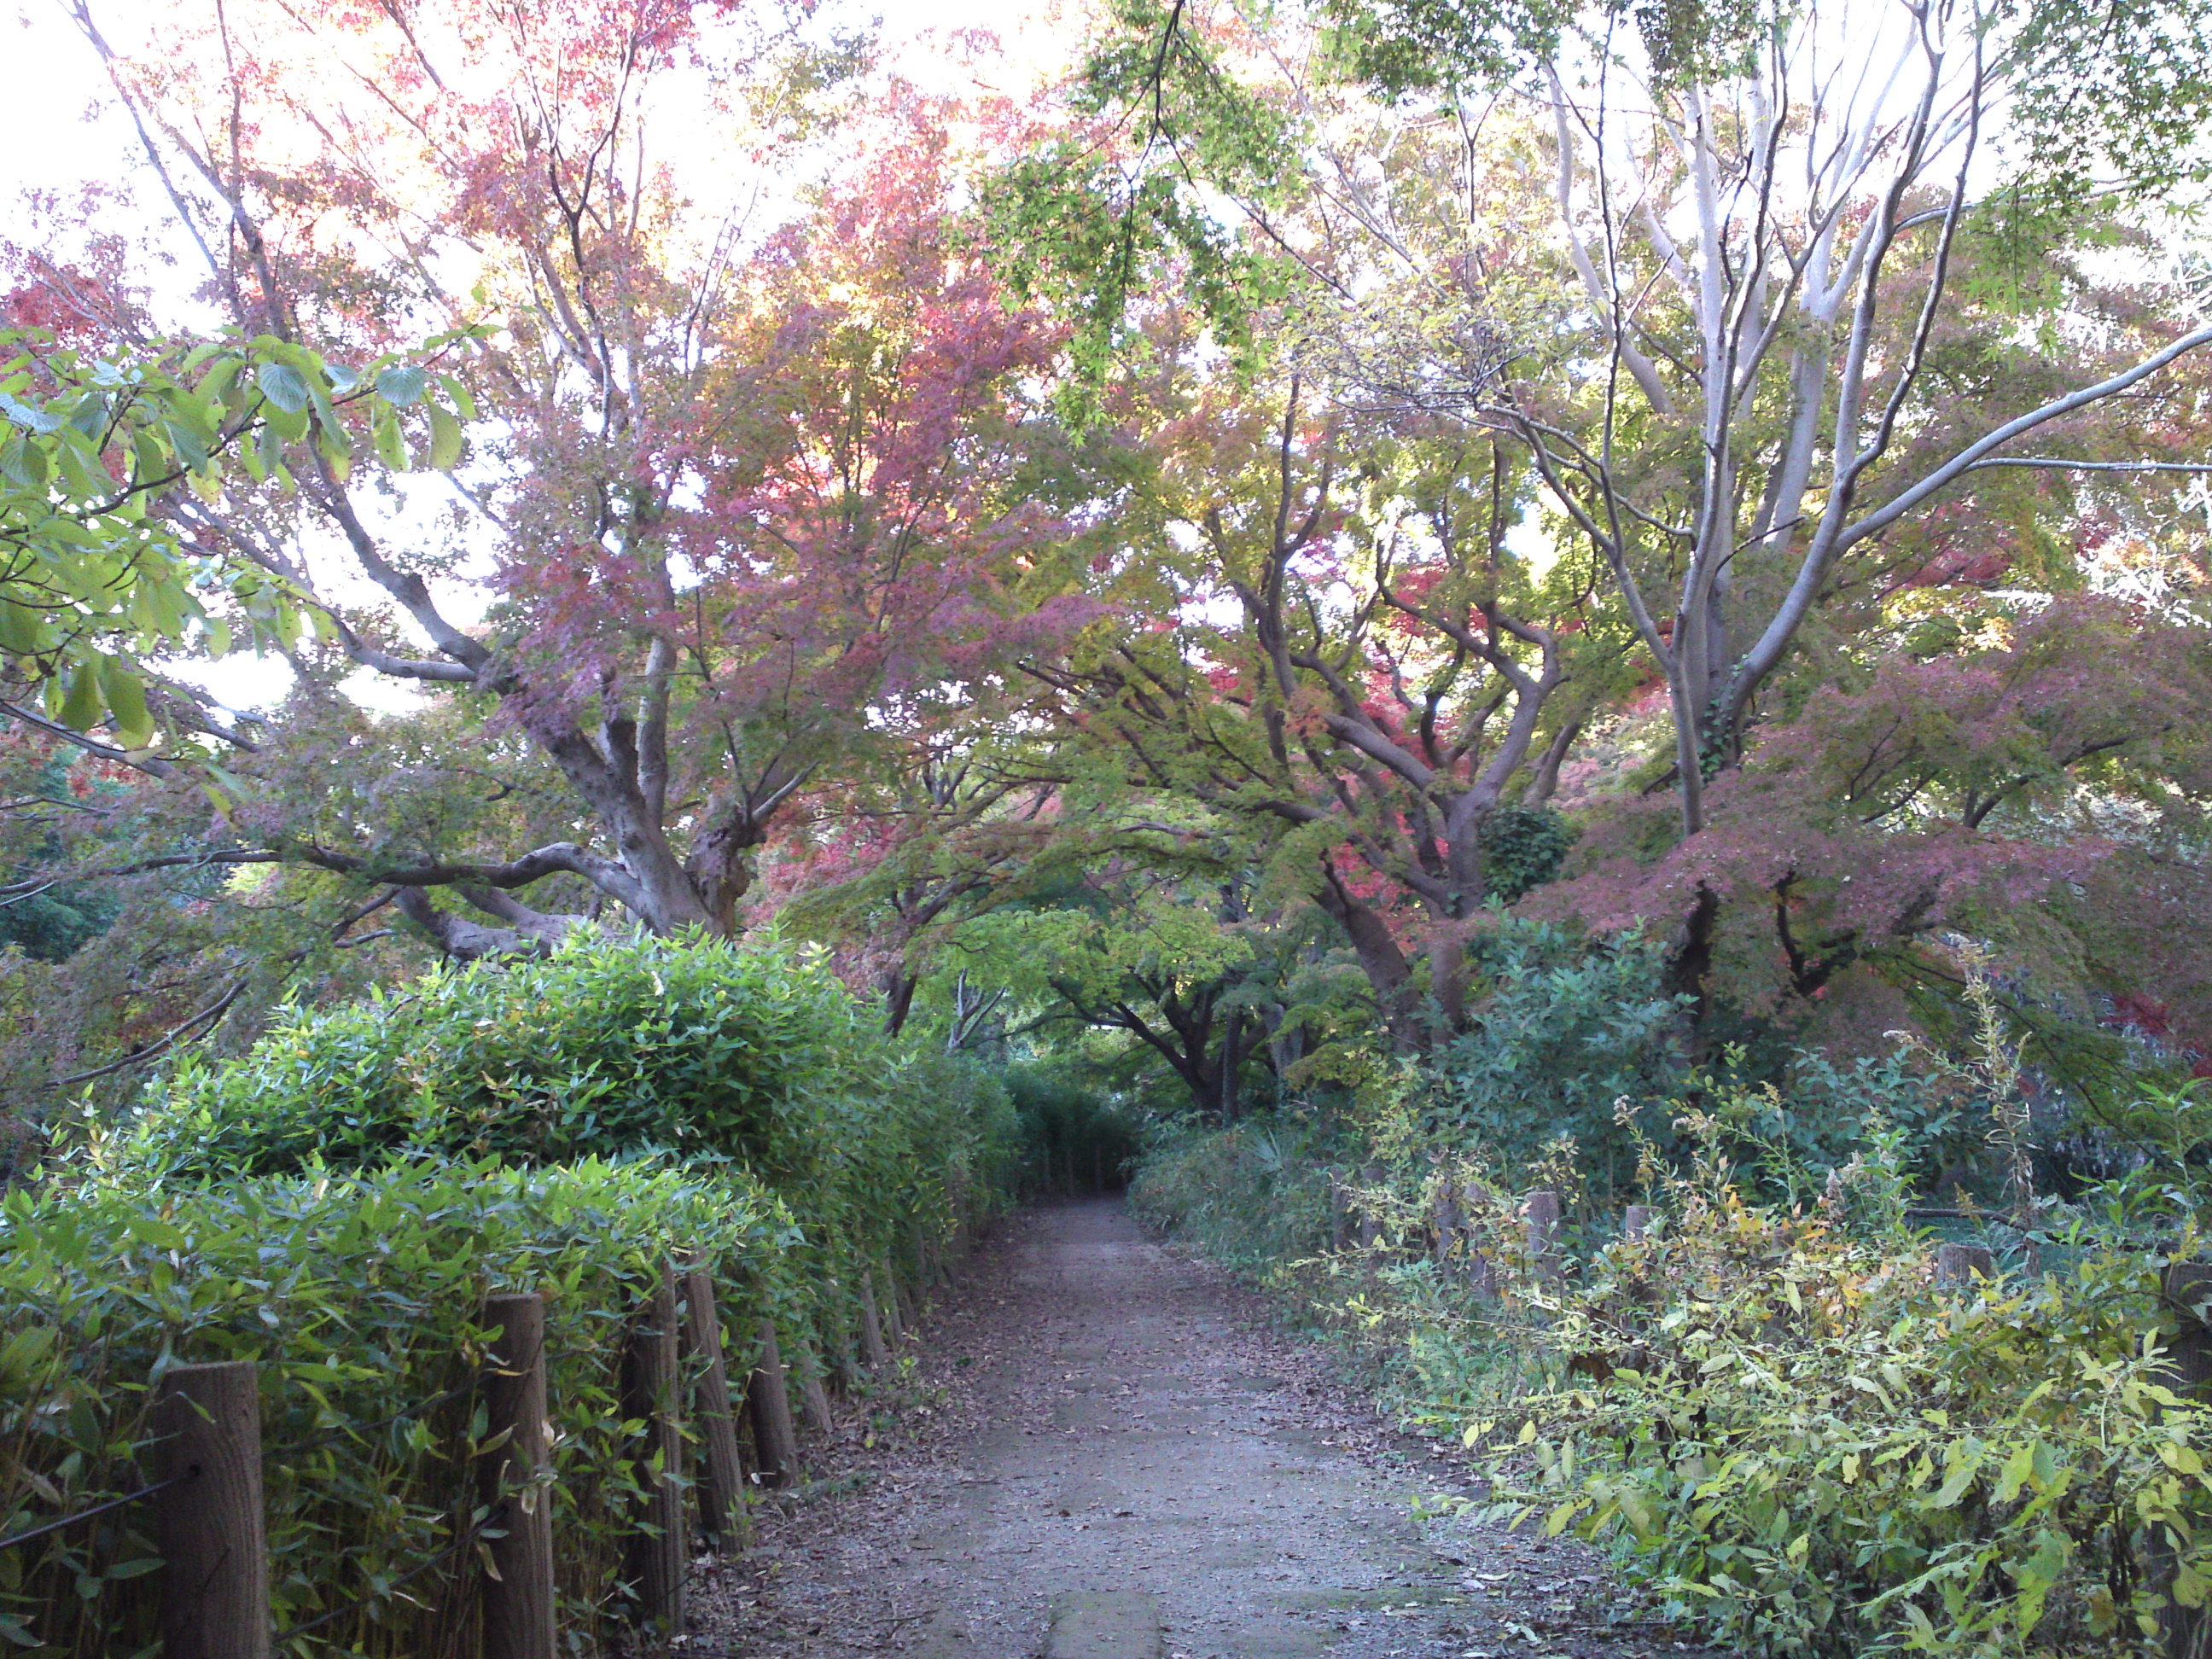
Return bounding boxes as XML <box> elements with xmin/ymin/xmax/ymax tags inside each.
<box><xmin>123</xmin><ymin>933</ymin><xmax>874</xmax><ymax>1180</ymax></box>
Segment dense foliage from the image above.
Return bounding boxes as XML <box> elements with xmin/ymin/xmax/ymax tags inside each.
<box><xmin>120</xmin><ymin>934</ymin><xmax>982</xmax><ymax>1186</ymax></box>
<box><xmin>0</xmin><ymin>931</ymin><xmax>1018</xmax><ymax>1654</ymax></box>
<box><xmin>1132</xmin><ymin>1050</ymin><xmax>2212</xmax><ymax>1656</ymax></box>
<box><xmin>1480</xmin><ymin>1146</ymin><xmax>2212</xmax><ymax>1656</ymax></box>
<box><xmin>0</xmin><ymin>1158</ymin><xmax>787</xmax><ymax>1654</ymax></box>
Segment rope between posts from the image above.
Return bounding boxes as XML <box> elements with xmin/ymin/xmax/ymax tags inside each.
<box><xmin>270</xmin><ymin>1501</ymin><xmax>510</xmax><ymax>1644</ymax></box>
<box><xmin>0</xmin><ymin>1476</ymin><xmax>178</xmax><ymax>1552</ymax></box>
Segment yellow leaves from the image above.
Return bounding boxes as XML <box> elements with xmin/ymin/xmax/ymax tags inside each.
<box><xmin>2159</xmin><ymin>1439</ymin><xmax>2205</xmax><ymax>1477</ymax></box>
<box><xmin>1995</xmin><ymin>1438</ymin><xmax>2045</xmax><ymax>1503</ymax></box>
<box><xmin>425</xmin><ymin>401</ymin><xmax>465</xmax><ymax>471</ymax></box>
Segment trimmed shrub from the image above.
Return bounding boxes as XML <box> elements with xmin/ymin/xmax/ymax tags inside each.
<box><xmin>0</xmin><ymin>934</ymin><xmax>1026</xmax><ymax>1656</ymax></box>
<box><xmin>0</xmin><ymin>1158</ymin><xmax>787</xmax><ymax>1655</ymax></box>
<box><xmin>120</xmin><ymin>934</ymin><xmax>873</xmax><ymax>1183</ymax></box>
<box><xmin>111</xmin><ymin>933</ymin><xmax>1024</xmax><ymax>1289</ymax></box>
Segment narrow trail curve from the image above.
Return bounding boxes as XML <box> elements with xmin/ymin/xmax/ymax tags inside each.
<box><xmin>690</xmin><ymin>1200</ymin><xmax>1714</xmax><ymax>1659</ymax></box>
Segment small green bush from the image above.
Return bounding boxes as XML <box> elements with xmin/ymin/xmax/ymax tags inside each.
<box><xmin>1423</xmin><ymin>923</ymin><xmax>1691</xmax><ymax>1196</ymax></box>
<box><xmin>1424</xmin><ymin>923</ymin><xmax>1975</xmax><ymax>1200</ymax></box>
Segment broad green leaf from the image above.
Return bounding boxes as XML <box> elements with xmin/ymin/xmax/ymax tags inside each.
<box><xmin>0</xmin><ymin>597</ymin><xmax>48</xmax><ymax>655</ymax></box>
<box><xmin>317</xmin><ymin>419</ymin><xmax>353</xmax><ymax>483</ymax></box>
<box><xmin>0</xmin><ymin>432</ymin><xmax>46</xmax><ymax>490</ymax></box>
<box><xmin>164</xmin><ymin>416</ymin><xmax>212</xmax><ymax>472</ymax></box>
<box><xmin>97</xmin><ymin>656</ymin><xmax>153</xmax><ymax>748</ymax></box>
<box><xmin>131</xmin><ymin>428</ymin><xmax>167</xmax><ymax>486</ymax></box>
<box><xmin>263</xmin><ymin>399</ymin><xmax>311</xmax><ymax>444</ymax></box>
<box><xmin>256</xmin><ymin>361</ymin><xmax>312</xmax><ymax>415</ymax></box>
<box><xmin>434</xmin><ymin>371</ymin><xmax>477</xmax><ymax>420</ymax></box>
<box><xmin>66</xmin><ymin>390</ymin><xmax>109</xmax><ymax>438</ymax></box>
<box><xmin>375</xmin><ymin>364</ymin><xmax>429</xmax><ymax>406</ymax></box>
<box><xmin>0</xmin><ymin>392</ymin><xmax>61</xmax><ymax>434</ymax></box>
<box><xmin>0</xmin><ymin>1325</ymin><xmax>55</xmax><ymax>1382</ymax></box>
<box><xmin>56</xmin><ymin>660</ymin><xmax>102</xmax><ymax>731</ymax></box>
<box><xmin>371</xmin><ymin>402</ymin><xmax>406</xmax><ymax>470</ymax></box>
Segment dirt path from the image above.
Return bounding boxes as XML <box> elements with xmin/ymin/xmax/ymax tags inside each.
<box><xmin>688</xmin><ymin>1199</ymin><xmax>1711</xmax><ymax>1659</ymax></box>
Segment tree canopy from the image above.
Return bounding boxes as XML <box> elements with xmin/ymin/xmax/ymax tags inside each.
<box><xmin>2</xmin><ymin>0</ymin><xmax>2209</xmax><ymax>1132</ymax></box>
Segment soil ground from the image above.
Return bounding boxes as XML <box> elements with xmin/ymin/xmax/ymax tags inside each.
<box><xmin>684</xmin><ymin>1197</ymin><xmax>1724</xmax><ymax>1659</ymax></box>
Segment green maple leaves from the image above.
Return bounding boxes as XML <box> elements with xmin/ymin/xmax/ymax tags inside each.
<box><xmin>0</xmin><ymin>326</ymin><xmax>480</xmax><ymax>756</ymax></box>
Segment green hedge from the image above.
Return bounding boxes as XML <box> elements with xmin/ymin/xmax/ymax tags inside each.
<box><xmin>112</xmin><ymin>932</ymin><xmax>1023</xmax><ymax>1332</ymax></box>
<box><xmin>0</xmin><ymin>935</ymin><xmax>1024</xmax><ymax>1656</ymax></box>
<box><xmin>122</xmin><ymin>934</ymin><xmax>888</xmax><ymax>1183</ymax></box>
<box><xmin>0</xmin><ymin>1158</ymin><xmax>787</xmax><ymax>1655</ymax></box>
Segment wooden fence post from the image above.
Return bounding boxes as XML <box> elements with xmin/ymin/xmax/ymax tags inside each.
<box><xmin>1935</xmin><ymin>1243</ymin><xmax>1997</xmax><ymax>1286</ymax></box>
<box><xmin>880</xmin><ymin>1255</ymin><xmax>910</xmax><ymax>1344</ymax></box>
<box><xmin>1328</xmin><ymin>1172</ymin><xmax>1352</xmax><ymax>1252</ymax></box>
<box><xmin>748</xmin><ymin>1318</ymin><xmax>800</xmax><ymax>1489</ymax></box>
<box><xmin>858</xmin><ymin>1272</ymin><xmax>892</xmax><ymax>1371</ymax></box>
<box><xmin>795</xmin><ymin>1344</ymin><xmax>835</xmax><ymax>1437</ymax></box>
<box><xmin>620</xmin><ymin>1267</ymin><xmax>684</xmax><ymax>1639</ymax></box>
<box><xmin>1622</xmin><ymin>1204</ymin><xmax>1655</xmax><ymax>1241</ymax></box>
<box><xmin>1461</xmin><ymin>1180</ymin><xmax>1498</xmax><ymax>1296</ymax></box>
<box><xmin>678</xmin><ymin>1265</ymin><xmax>748</xmax><ymax>1551</ymax></box>
<box><xmin>153</xmin><ymin>1359</ymin><xmax>271</xmax><ymax>1659</ymax></box>
<box><xmin>1525</xmin><ymin>1189</ymin><xmax>1563</xmax><ymax>1285</ymax></box>
<box><xmin>480</xmin><ymin>1294</ymin><xmax>556</xmax><ymax>1659</ymax></box>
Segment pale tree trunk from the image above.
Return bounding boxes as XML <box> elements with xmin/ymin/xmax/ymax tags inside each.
<box><xmin>1499</xmin><ymin>11</ymin><xmax>2212</xmax><ymax>842</ymax></box>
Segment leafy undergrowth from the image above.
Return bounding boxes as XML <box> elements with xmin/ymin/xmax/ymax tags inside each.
<box><xmin>1135</xmin><ymin>1104</ymin><xmax>2212</xmax><ymax>1656</ymax></box>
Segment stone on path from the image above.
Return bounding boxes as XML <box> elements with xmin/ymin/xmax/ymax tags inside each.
<box><xmin>1045</xmin><ymin>1589</ymin><xmax>1161</xmax><ymax>1659</ymax></box>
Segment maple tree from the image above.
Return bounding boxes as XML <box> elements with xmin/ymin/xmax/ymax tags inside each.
<box><xmin>1529</xmin><ymin>591</ymin><xmax>2212</xmax><ymax>1068</ymax></box>
<box><xmin>51</xmin><ymin>0</ymin><xmax>1087</xmax><ymax>958</ymax></box>
<box><xmin>1018</xmin><ymin>380</ymin><xmax>1608</xmax><ymax>1043</ymax></box>
<box><xmin>986</xmin><ymin>0</ymin><xmax>2212</xmax><ymax>1054</ymax></box>
<box><xmin>983</xmin><ymin>81</ymin><xmax>1641</xmax><ymax>1042</ymax></box>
